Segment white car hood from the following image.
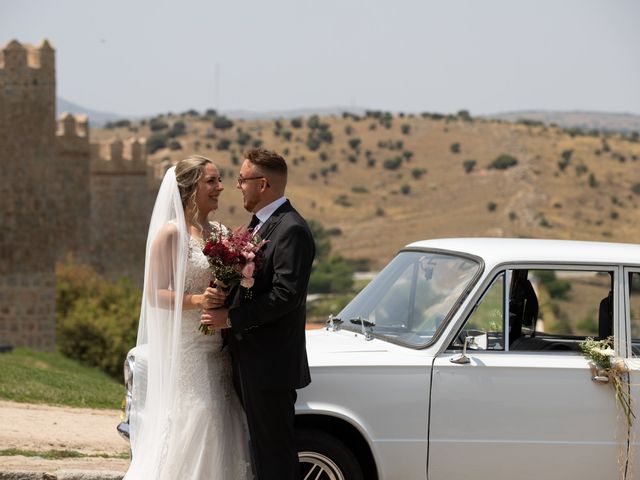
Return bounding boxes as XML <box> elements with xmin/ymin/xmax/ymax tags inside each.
<box><xmin>305</xmin><ymin>328</ymin><xmax>429</xmax><ymax>368</ymax></box>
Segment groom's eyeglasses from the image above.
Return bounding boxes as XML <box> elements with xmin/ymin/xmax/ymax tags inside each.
<box><xmin>236</xmin><ymin>176</ymin><xmax>265</xmax><ymax>186</ymax></box>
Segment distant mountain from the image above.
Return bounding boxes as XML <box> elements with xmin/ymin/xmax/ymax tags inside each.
<box><xmin>56</xmin><ymin>97</ymin><xmax>126</xmax><ymax>127</ymax></box>
<box><xmin>55</xmin><ymin>98</ymin><xmax>369</xmax><ymax>125</ymax></box>
<box><xmin>486</xmin><ymin>110</ymin><xmax>640</xmax><ymax>133</ymax></box>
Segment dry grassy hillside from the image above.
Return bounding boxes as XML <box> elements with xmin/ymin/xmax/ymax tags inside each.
<box><xmin>93</xmin><ymin>112</ymin><xmax>640</xmax><ymax>268</ymax></box>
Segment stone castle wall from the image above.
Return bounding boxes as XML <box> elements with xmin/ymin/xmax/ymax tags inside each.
<box><xmin>0</xmin><ymin>39</ymin><xmax>152</xmax><ymax>350</ymax></box>
<box><xmin>89</xmin><ymin>139</ymin><xmax>151</xmax><ymax>284</ymax></box>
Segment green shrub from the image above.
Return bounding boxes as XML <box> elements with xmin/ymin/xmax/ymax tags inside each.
<box><xmin>489</xmin><ymin>154</ymin><xmax>518</xmax><ymax>170</ymax></box>
<box><xmin>463</xmin><ymin>159</ymin><xmax>476</xmax><ymax>173</ymax></box>
<box><xmin>217</xmin><ymin>138</ymin><xmax>231</xmax><ymax>151</ymax></box>
<box><xmin>450</xmin><ymin>142</ymin><xmax>461</xmax><ymax>154</ymax></box>
<box><xmin>168</xmin><ymin>139</ymin><xmax>182</xmax><ymax>150</ymax></box>
<box><xmin>400</xmin><ymin>184</ymin><xmax>411</xmax><ymax>195</ymax></box>
<box><xmin>575</xmin><ymin>164</ymin><xmax>588</xmax><ymax>176</ymax></box>
<box><xmin>348</xmin><ymin>138</ymin><xmax>361</xmax><ymax>150</ymax></box>
<box><xmin>213</xmin><ymin>116</ymin><xmax>234</xmax><ymax>130</ymax></box>
<box><xmin>306</xmin><ymin>133</ymin><xmax>321</xmax><ymax>151</ymax></box>
<box><xmin>169</xmin><ymin>120</ymin><xmax>186</xmax><ymax>137</ymax></box>
<box><xmin>632</xmin><ymin>183</ymin><xmax>640</xmax><ymax>195</ymax></box>
<box><xmin>334</xmin><ymin>195</ymin><xmax>352</xmax><ymax>207</ymax></box>
<box><xmin>308</xmin><ymin>219</ymin><xmax>332</xmax><ymax>261</ymax></box>
<box><xmin>308</xmin><ymin>256</ymin><xmax>355</xmax><ymax>294</ymax></box>
<box><xmin>149</xmin><ymin>117</ymin><xmax>168</xmax><ymax>131</ymax></box>
<box><xmin>236</xmin><ymin>130</ymin><xmax>252</xmax><ymax>146</ymax></box>
<box><xmin>291</xmin><ymin>117</ymin><xmax>303</xmax><ymax>129</ymax></box>
<box><xmin>457</xmin><ymin>110</ymin><xmax>472</xmax><ymax>121</ymax></box>
<box><xmin>536</xmin><ymin>270</ymin><xmax>571</xmax><ymax>300</ymax></box>
<box><xmin>411</xmin><ymin>168</ymin><xmax>426</xmax><ymax>179</ymax></box>
<box><xmin>383</xmin><ymin>157</ymin><xmax>402</xmax><ymax>170</ymax></box>
<box><xmin>105</xmin><ymin>119</ymin><xmax>131</xmax><ymax>129</ymax></box>
<box><xmin>401</xmin><ymin>124</ymin><xmax>411</xmax><ymax>135</ymax></box>
<box><xmin>146</xmin><ymin>132</ymin><xmax>168</xmax><ymax>153</ymax></box>
<box><xmin>487</xmin><ymin>202</ymin><xmax>497</xmax><ymax>212</ymax></box>
<box><xmin>56</xmin><ymin>260</ymin><xmax>141</xmax><ymax>379</ymax></box>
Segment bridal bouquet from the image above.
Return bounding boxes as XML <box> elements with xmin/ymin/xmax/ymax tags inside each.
<box><xmin>199</xmin><ymin>224</ymin><xmax>267</xmax><ymax>334</ymax></box>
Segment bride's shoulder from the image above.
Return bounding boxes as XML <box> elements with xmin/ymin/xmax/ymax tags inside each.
<box><xmin>153</xmin><ymin>221</ymin><xmax>183</xmax><ymax>244</ymax></box>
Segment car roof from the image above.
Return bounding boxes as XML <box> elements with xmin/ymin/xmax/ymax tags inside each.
<box><xmin>405</xmin><ymin>237</ymin><xmax>640</xmax><ymax>267</ymax></box>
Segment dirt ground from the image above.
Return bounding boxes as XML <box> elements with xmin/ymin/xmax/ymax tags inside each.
<box><xmin>0</xmin><ymin>400</ymin><xmax>130</xmax><ymax>473</ymax></box>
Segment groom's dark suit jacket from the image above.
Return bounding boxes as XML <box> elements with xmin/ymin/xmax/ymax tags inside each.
<box><xmin>227</xmin><ymin>200</ymin><xmax>314</xmax><ymax>390</ymax></box>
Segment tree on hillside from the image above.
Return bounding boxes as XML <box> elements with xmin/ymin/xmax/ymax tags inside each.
<box><xmin>213</xmin><ymin>116</ymin><xmax>234</xmax><ymax>130</ymax></box>
<box><xmin>307</xmin><ymin>220</ymin><xmax>355</xmax><ymax>294</ymax></box>
<box><xmin>489</xmin><ymin>154</ymin><xmax>518</xmax><ymax>170</ymax></box>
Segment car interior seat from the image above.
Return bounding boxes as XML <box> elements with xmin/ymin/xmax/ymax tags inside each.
<box><xmin>598</xmin><ymin>290</ymin><xmax>613</xmax><ymax>341</ymax></box>
<box><xmin>509</xmin><ymin>271</ymin><xmax>539</xmax><ymax>348</ymax></box>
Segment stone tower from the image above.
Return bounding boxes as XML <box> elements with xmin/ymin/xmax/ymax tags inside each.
<box><xmin>0</xmin><ymin>40</ymin><xmax>57</xmax><ymax>350</ymax></box>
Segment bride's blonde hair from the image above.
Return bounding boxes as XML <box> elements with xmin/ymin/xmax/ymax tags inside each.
<box><xmin>175</xmin><ymin>155</ymin><xmax>214</xmax><ymax>228</ymax></box>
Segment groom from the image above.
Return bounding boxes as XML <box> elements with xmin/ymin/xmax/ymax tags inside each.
<box><xmin>202</xmin><ymin>148</ymin><xmax>315</xmax><ymax>479</ymax></box>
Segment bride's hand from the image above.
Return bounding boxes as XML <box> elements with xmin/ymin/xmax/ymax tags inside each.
<box><xmin>202</xmin><ymin>286</ymin><xmax>226</xmax><ymax>309</ymax></box>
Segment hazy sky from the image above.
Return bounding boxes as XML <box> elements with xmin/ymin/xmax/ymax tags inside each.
<box><xmin>2</xmin><ymin>0</ymin><xmax>639</xmax><ymax>117</ymax></box>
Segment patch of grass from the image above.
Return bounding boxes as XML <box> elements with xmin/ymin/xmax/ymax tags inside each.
<box><xmin>0</xmin><ymin>348</ymin><xmax>123</xmax><ymax>409</ymax></box>
<box><xmin>0</xmin><ymin>448</ymin><xmax>129</xmax><ymax>460</ymax></box>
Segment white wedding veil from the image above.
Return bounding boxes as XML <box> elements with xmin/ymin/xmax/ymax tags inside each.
<box><xmin>124</xmin><ymin>166</ymin><xmax>189</xmax><ymax>479</ymax></box>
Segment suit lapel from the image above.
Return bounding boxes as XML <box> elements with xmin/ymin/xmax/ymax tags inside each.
<box><xmin>254</xmin><ymin>200</ymin><xmax>292</xmax><ymax>241</ymax></box>
<box><xmin>230</xmin><ymin>201</ymin><xmax>292</xmax><ymax>308</ymax></box>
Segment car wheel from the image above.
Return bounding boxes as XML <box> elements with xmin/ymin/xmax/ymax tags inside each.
<box><xmin>297</xmin><ymin>428</ymin><xmax>364</xmax><ymax>480</ymax></box>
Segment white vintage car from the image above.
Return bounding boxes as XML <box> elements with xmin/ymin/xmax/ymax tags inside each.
<box><xmin>120</xmin><ymin>238</ymin><xmax>640</xmax><ymax>480</ymax></box>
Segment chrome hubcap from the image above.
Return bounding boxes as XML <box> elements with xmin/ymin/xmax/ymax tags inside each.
<box><xmin>298</xmin><ymin>451</ymin><xmax>345</xmax><ymax>480</ymax></box>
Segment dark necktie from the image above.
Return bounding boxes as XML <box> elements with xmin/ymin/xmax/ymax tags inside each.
<box><xmin>248</xmin><ymin>215</ymin><xmax>260</xmax><ymax>231</ymax></box>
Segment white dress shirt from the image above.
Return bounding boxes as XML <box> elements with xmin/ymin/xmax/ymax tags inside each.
<box><xmin>252</xmin><ymin>196</ymin><xmax>287</xmax><ymax>233</ymax></box>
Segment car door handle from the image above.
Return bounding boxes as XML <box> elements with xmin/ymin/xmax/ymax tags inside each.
<box><xmin>592</xmin><ymin>375</ymin><xmax>609</xmax><ymax>384</ymax></box>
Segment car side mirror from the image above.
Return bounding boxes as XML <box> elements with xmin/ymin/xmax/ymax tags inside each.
<box><xmin>450</xmin><ymin>331</ymin><xmax>488</xmax><ymax>364</ymax></box>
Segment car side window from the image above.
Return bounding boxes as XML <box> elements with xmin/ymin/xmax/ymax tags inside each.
<box><xmin>628</xmin><ymin>272</ymin><xmax>640</xmax><ymax>357</ymax></box>
<box><xmin>455</xmin><ymin>268</ymin><xmax>615</xmax><ymax>352</ymax></box>
<box><xmin>511</xmin><ymin>269</ymin><xmax>613</xmax><ymax>352</ymax></box>
<box><xmin>462</xmin><ymin>273</ymin><xmax>505</xmax><ymax>350</ymax></box>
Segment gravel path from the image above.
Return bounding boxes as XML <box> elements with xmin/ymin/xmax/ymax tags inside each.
<box><xmin>0</xmin><ymin>400</ymin><xmax>130</xmax><ymax>474</ymax></box>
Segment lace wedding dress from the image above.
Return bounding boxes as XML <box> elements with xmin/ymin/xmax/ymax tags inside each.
<box><xmin>159</xmin><ymin>233</ymin><xmax>252</xmax><ymax>479</ymax></box>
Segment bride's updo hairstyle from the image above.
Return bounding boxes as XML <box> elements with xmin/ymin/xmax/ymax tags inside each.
<box><xmin>175</xmin><ymin>155</ymin><xmax>214</xmax><ymax>224</ymax></box>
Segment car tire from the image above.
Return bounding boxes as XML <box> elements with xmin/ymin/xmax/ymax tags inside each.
<box><xmin>297</xmin><ymin>428</ymin><xmax>364</xmax><ymax>480</ymax></box>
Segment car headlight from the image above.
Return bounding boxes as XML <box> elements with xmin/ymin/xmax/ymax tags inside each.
<box><xmin>121</xmin><ymin>355</ymin><xmax>136</xmax><ymax>423</ymax></box>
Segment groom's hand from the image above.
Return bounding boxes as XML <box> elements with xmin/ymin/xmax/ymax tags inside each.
<box><xmin>201</xmin><ymin>307</ymin><xmax>230</xmax><ymax>330</ymax></box>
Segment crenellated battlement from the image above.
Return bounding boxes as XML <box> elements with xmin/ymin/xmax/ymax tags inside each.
<box><xmin>0</xmin><ymin>39</ymin><xmax>54</xmax><ymax>72</ymax></box>
<box><xmin>56</xmin><ymin>112</ymin><xmax>89</xmax><ymax>138</ymax></box>
<box><xmin>91</xmin><ymin>137</ymin><xmax>148</xmax><ymax>173</ymax></box>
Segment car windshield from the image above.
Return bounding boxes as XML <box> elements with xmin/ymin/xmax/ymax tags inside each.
<box><xmin>336</xmin><ymin>250</ymin><xmax>480</xmax><ymax>348</ymax></box>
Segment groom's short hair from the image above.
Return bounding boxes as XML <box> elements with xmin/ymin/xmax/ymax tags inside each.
<box><xmin>245</xmin><ymin>148</ymin><xmax>287</xmax><ymax>177</ymax></box>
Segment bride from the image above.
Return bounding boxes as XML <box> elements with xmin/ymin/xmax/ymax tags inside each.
<box><xmin>124</xmin><ymin>155</ymin><xmax>252</xmax><ymax>479</ymax></box>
